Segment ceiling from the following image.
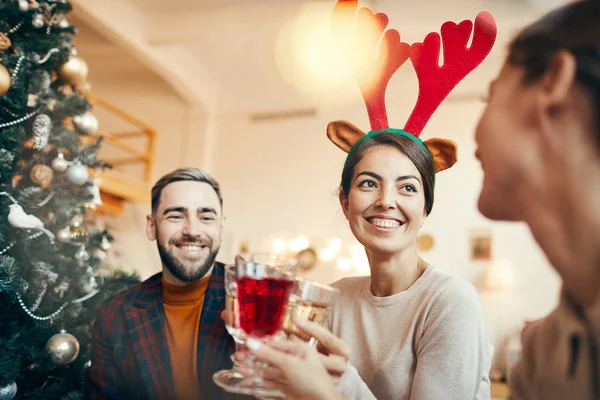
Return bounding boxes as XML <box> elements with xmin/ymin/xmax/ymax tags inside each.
<box><xmin>87</xmin><ymin>0</ymin><xmax>571</xmax><ymax>115</ymax></box>
<box><xmin>71</xmin><ymin>15</ymin><xmax>180</xmax><ymax>96</ymax></box>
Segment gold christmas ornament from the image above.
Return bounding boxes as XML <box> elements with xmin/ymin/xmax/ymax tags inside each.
<box><xmin>46</xmin><ymin>330</ymin><xmax>80</xmax><ymax>365</ymax></box>
<box><xmin>70</xmin><ymin>225</ymin><xmax>87</xmax><ymax>241</ymax></box>
<box><xmin>30</xmin><ymin>164</ymin><xmax>53</xmax><ymax>189</ymax></box>
<box><xmin>0</xmin><ymin>33</ymin><xmax>11</xmax><ymax>52</ymax></box>
<box><xmin>0</xmin><ymin>64</ymin><xmax>10</xmax><ymax>96</ymax></box>
<box><xmin>58</xmin><ymin>57</ymin><xmax>88</xmax><ymax>85</ymax></box>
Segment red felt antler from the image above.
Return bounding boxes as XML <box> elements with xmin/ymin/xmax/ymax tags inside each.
<box><xmin>331</xmin><ymin>0</ymin><xmax>411</xmax><ymax>131</ymax></box>
<box><xmin>403</xmin><ymin>12</ymin><xmax>497</xmax><ymax>136</ymax></box>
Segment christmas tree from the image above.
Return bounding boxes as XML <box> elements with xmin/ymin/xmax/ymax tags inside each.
<box><xmin>0</xmin><ymin>1</ymin><xmax>139</xmax><ymax>399</ymax></box>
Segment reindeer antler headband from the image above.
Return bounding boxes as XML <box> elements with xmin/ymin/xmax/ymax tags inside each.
<box><xmin>327</xmin><ymin>0</ymin><xmax>497</xmax><ymax>173</ymax></box>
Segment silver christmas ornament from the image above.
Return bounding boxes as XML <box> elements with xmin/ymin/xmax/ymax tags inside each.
<box><xmin>58</xmin><ymin>18</ymin><xmax>69</xmax><ymax>29</ymax></box>
<box><xmin>75</xmin><ymin>246</ymin><xmax>89</xmax><ymax>260</ymax></box>
<box><xmin>66</xmin><ymin>163</ymin><xmax>88</xmax><ymax>185</ymax></box>
<box><xmin>0</xmin><ymin>381</ymin><xmax>16</xmax><ymax>400</ymax></box>
<box><xmin>32</xmin><ymin>114</ymin><xmax>51</xmax><ymax>149</ymax></box>
<box><xmin>32</xmin><ymin>14</ymin><xmax>44</xmax><ymax>29</ymax></box>
<box><xmin>72</xmin><ymin>112</ymin><xmax>98</xmax><ymax>135</ymax></box>
<box><xmin>75</xmin><ymin>246</ymin><xmax>90</xmax><ymax>266</ymax></box>
<box><xmin>0</xmin><ymin>149</ymin><xmax>14</xmax><ymax>164</ymax></box>
<box><xmin>100</xmin><ymin>236</ymin><xmax>112</xmax><ymax>251</ymax></box>
<box><xmin>46</xmin><ymin>330</ymin><xmax>79</xmax><ymax>365</ymax></box>
<box><xmin>88</xmin><ymin>179</ymin><xmax>102</xmax><ymax>207</ymax></box>
<box><xmin>51</xmin><ymin>153</ymin><xmax>68</xmax><ymax>172</ymax></box>
<box><xmin>92</xmin><ymin>248</ymin><xmax>106</xmax><ymax>261</ymax></box>
<box><xmin>83</xmin><ymin>276</ymin><xmax>97</xmax><ymax>292</ymax></box>
<box><xmin>18</xmin><ymin>0</ymin><xmax>29</xmax><ymax>12</ymax></box>
<box><xmin>56</xmin><ymin>227</ymin><xmax>71</xmax><ymax>243</ymax></box>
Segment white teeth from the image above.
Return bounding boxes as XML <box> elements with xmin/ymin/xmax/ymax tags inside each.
<box><xmin>370</xmin><ymin>218</ymin><xmax>400</xmax><ymax>228</ymax></box>
<box><xmin>180</xmin><ymin>246</ymin><xmax>203</xmax><ymax>251</ymax></box>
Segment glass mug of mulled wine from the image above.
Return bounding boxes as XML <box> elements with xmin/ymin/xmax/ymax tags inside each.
<box><xmin>213</xmin><ymin>253</ymin><xmax>297</xmax><ymax>398</ymax></box>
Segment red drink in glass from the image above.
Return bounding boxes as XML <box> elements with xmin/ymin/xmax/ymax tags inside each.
<box><xmin>237</xmin><ymin>277</ymin><xmax>294</xmax><ymax>338</ymax></box>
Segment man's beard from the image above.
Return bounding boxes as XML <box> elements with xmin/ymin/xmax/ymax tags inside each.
<box><xmin>156</xmin><ymin>234</ymin><xmax>219</xmax><ymax>283</ymax></box>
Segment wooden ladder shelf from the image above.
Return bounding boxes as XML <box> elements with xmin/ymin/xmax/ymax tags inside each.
<box><xmin>86</xmin><ymin>94</ymin><xmax>156</xmax><ymax>215</ymax></box>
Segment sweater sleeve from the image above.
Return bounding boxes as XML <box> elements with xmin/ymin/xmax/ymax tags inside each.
<box><xmin>410</xmin><ymin>279</ymin><xmax>493</xmax><ymax>400</ymax></box>
<box><xmin>337</xmin><ymin>361</ymin><xmax>377</xmax><ymax>400</ymax></box>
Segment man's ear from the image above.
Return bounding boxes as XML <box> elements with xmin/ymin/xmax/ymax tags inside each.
<box><xmin>146</xmin><ymin>214</ymin><xmax>156</xmax><ymax>241</ymax></box>
<box><xmin>339</xmin><ymin>191</ymin><xmax>349</xmax><ymax>219</ymax></box>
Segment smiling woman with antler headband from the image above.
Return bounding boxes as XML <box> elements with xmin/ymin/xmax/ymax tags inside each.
<box><xmin>243</xmin><ymin>1</ymin><xmax>497</xmax><ymax>400</ymax></box>
<box><xmin>324</xmin><ymin>2</ymin><xmax>497</xmax><ymax>399</ymax></box>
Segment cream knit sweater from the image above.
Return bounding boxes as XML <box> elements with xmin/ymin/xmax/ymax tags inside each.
<box><xmin>330</xmin><ymin>266</ymin><xmax>493</xmax><ymax>400</ymax></box>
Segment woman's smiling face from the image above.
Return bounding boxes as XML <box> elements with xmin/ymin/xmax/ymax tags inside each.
<box><xmin>340</xmin><ymin>145</ymin><xmax>426</xmax><ymax>256</ymax></box>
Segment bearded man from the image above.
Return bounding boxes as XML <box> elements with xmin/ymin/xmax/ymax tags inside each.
<box><xmin>85</xmin><ymin>168</ymin><xmax>248</xmax><ymax>400</ymax></box>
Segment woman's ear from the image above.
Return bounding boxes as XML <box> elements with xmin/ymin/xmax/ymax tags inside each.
<box><xmin>542</xmin><ymin>50</ymin><xmax>577</xmax><ymax>109</ymax></box>
<box><xmin>339</xmin><ymin>191</ymin><xmax>349</xmax><ymax>219</ymax></box>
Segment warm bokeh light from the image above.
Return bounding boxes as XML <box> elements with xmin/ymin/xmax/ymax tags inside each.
<box><xmin>289</xmin><ymin>236</ymin><xmax>310</xmax><ymax>252</ymax></box>
<box><xmin>275</xmin><ymin>1</ymin><xmax>389</xmax><ymax>105</ymax></box>
<box><xmin>272</xmin><ymin>238</ymin><xmax>287</xmax><ymax>253</ymax></box>
<box><xmin>329</xmin><ymin>237</ymin><xmax>342</xmax><ymax>253</ymax></box>
<box><xmin>319</xmin><ymin>248</ymin><xmax>335</xmax><ymax>261</ymax></box>
<box><xmin>337</xmin><ymin>257</ymin><xmax>352</xmax><ymax>271</ymax></box>
<box><xmin>350</xmin><ymin>243</ymin><xmax>369</xmax><ymax>273</ymax></box>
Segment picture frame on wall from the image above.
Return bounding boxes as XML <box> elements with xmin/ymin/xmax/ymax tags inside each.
<box><xmin>469</xmin><ymin>228</ymin><xmax>492</xmax><ymax>261</ymax></box>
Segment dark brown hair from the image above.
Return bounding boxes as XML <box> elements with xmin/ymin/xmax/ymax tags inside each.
<box><xmin>151</xmin><ymin>167</ymin><xmax>223</xmax><ymax>214</ymax></box>
<box><xmin>339</xmin><ymin>132</ymin><xmax>436</xmax><ymax>215</ymax></box>
<box><xmin>508</xmin><ymin>0</ymin><xmax>600</xmax><ymax>146</ymax></box>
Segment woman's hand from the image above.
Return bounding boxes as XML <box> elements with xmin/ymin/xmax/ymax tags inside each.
<box><xmin>293</xmin><ymin>320</ymin><xmax>349</xmax><ymax>385</ymax></box>
<box><xmin>246</xmin><ymin>336</ymin><xmax>343</xmax><ymax>400</ymax></box>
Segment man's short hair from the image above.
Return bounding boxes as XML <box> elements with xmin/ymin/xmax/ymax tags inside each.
<box><xmin>151</xmin><ymin>167</ymin><xmax>223</xmax><ymax>214</ymax></box>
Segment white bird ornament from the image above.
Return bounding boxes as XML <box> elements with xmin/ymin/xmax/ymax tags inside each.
<box><xmin>8</xmin><ymin>203</ymin><xmax>55</xmax><ymax>242</ymax></box>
